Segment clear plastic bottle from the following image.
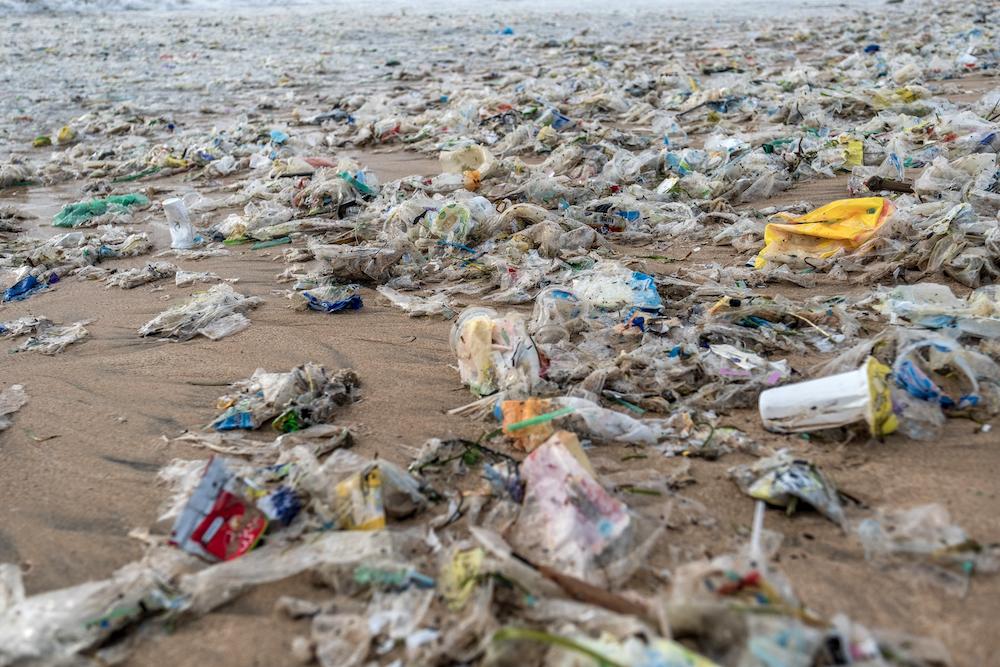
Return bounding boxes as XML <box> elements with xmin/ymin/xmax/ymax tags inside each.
<box><xmin>163</xmin><ymin>197</ymin><xmax>196</xmax><ymax>250</ymax></box>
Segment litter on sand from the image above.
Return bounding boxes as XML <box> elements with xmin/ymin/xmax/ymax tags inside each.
<box><xmin>1</xmin><ymin>0</ymin><xmax>998</xmax><ymax>664</ymax></box>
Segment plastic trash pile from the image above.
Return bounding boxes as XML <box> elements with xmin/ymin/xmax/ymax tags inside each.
<box><xmin>1</xmin><ymin>0</ymin><xmax>998</xmax><ymax>664</ymax></box>
<box><xmin>210</xmin><ymin>363</ymin><xmax>360</xmax><ymax>432</ymax></box>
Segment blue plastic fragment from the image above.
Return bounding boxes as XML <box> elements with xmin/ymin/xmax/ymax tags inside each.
<box><xmin>436</xmin><ymin>240</ymin><xmax>477</xmax><ymax>253</ymax></box>
<box><xmin>629</xmin><ymin>271</ymin><xmax>662</xmax><ymax>312</ymax></box>
<box><xmin>624</xmin><ymin>307</ymin><xmax>647</xmax><ymax>331</ymax></box>
<box><xmin>214</xmin><ymin>412</ymin><xmax>255</xmax><ymax>431</ymax></box>
<box><xmin>665</xmin><ymin>152</ymin><xmax>691</xmax><ymax>175</ymax></box>
<box><xmin>550</xmin><ymin>110</ymin><xmax>572</xmax><ymax>130</ymax></box>
<box><xmin>3</xmin><ymin>274</ymin><xmax>47</xmax><ymax>302</ymax></box>
<box><xmin>258</xmin><ymin>486</ymin><xmax>302</xmax><ymax>525</ymax></box>
<box><xmin>303</xmin><ymin>290</ymin><xmax>364</xmax><ymax>313</ymax></box>
<box><xmin>893</xmin><ymin>341</ymin><xmax>979</xmax><ymax>409</ymax></box>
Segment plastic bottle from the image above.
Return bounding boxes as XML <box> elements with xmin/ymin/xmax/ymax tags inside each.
<box><xmin>531</xmin><ymin>287</ymin><xmax>582</xmax><ymax>343</ymax></box>
<box><xmin>163</xmin><ymin>197</ymin><xmax>196</xmax><ymax>250</ymax></box>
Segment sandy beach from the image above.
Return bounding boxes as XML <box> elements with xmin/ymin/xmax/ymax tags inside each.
<box><xmin>2</xmin><ymin>1</ymin><xmax>999</xmax><ymax>665</ymax></box>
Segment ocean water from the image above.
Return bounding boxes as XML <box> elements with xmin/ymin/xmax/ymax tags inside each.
<box><xmin>0</xmin><ymin>0</ymin><xmax>869</xmax><ymax>17</ymax></box>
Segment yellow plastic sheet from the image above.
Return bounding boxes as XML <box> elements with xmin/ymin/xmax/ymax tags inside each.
<box><xmin>439</xmin><ymin>547</ymin><xmax>484</xmax><ymax>611</ymax></box>
<box><xmin>844</xmin><ymin>138</ymin><xmax>863</xmax><ymax>167</ymax></box>
<box><xmin>332</xmin><ymin>467</ymin><xmax>386</xmax><ymax>530</ymax></box>
<box><xmin>754</xmin><ymin>197</ymin><xmax>893</xmax><ymax>269</ymax></box>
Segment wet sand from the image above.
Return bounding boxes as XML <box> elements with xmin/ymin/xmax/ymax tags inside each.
<box><xmin>2</xmin><ymin>137</ymin><xmax>999</xmax><ymax>665</ymax></box>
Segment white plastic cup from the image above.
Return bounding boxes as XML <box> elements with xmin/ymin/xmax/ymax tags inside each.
<box><xmin>758</xmin><ymin>357</ymin><xmax>896</xmax><ymax>436</ymax></box>
<box><xmin>163</xmin><ymin>197</ymin><xmax>196</xmax><ymax>250</ymax></box>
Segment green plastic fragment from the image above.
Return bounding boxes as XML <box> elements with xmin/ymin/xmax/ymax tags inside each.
<box><xmin>113</xmin><ymin>166</ymin><xmax>162</xmax><ymax>183</ymax></box>
<box><xmin>251</xmin><ymin>236</ymin><xmax>292</xmax><ymax>250</ymax></box>
<box><xmin>504</xmin><ymin>406</ymin><xmax>576</xmax><ymax>432</ymax></box>
<box><xmin>52</xmin><ymin>193</ymin><xmax>150</xmax><ymax>228</ymax></box>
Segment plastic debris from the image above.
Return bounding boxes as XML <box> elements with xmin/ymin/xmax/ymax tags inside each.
<box><xmin>292</xmin><ymin>284</ymin><xmax>363</xmax><ymax>313</ymax></box>
<box><xmin>170</xmin><ymin>457</ymin><xmax>268</xmax><ymax>561</ymax></box>
<box><xmin>875</xmin><ymin>283</ymin><xmax>1000</xmax><ymax>338</ymax></box>
<box><xmin>2</xmin><ymin>274</ymin><xmax>52</xmax><ymax>302</ymax></box>
<box><xmin>730</xmin><ymin>451</ymin><xmax>847</xmax><ymax>527</ymax></box>
<box><xmin>0</xmin><ymin>385</ymin><xmax>28</xmax><ymax>432</ymax></box>
<box><xmin>173</xmin><ymin>423</ymin><xmax>352</xmax><ymax>465</ymax></box>
<box><xmin>104</xmin><ymin>262</ymin><xmax>177</xmax><ymax>289</ymax></box>
<box><xmin>491</xmin><ymin>627</ymin><xmax>718</xmax><ymax>667</ymax></box>
<box><xmin>759</xmin><ymin>356</ymin><xmax>898</xmax><ymax>437</ymax></box>
<box><xmin>0</xmin><ymin>316</ymin><xmax>49</xmax><ymax>337</ymax></box>
<box><xmin>138</xmin><ymin>284</ymin><xmax>262</xmax><ymax>341</ymax></box>
<box><xmin>511</xmin><ymin>431</ymin><xmax>632</xmax><ymax>583</ymax></box>
<box><xmin>163</xmin><ymin>197</ymin><xmax>198</xmax><ymax>250</ymax></box>
<box><xmin>755</xmin><ymin>198</ymin><xmax>894</xmax><ymax>269</ymax></box>
<box><xmin>858</xmin><ymin>504</ymin><xmax>1000</xmax><ymax>595</ymax></box>
<box><xmin>451</xmin><ymin>307</ymin><xmax>541</xmax><ymax>397</ymax></box>
<box><xmin>52</xmin><ymin>193</ymin><xmax>150</xmax><ymax>228</ymax></box>
<box><xmin>211</xmin><ymin>363</ymin><xmax>359</xmax><ymax>432</ymax></box>
<box><xmin>893</xmin><ymin>337</ymin><xmax>984</xmax><ymax>409</ymax></box>
<box><xmin>2</xmin><ymin>1</ymin><xmax>999</xmax><ymax>663</ymax></box>
<box><xmin>377</xmin><ymin>286</ymin><xmax>455</xmax><ymax>319</ymax></box>
<box><xmin>13</xmin><ymin>321</ymin><xmax>90</xmax><ymax>355</ymax></box>
<box><xmin>175</xmin><ymin>269</ymin><xmax>227</xmax><ymax>287</ymax></box>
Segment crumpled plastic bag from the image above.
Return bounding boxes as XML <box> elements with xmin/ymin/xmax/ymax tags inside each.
<box><xmin>292</xmin><ymin>284</ymin><xmax>363</xmax><ymax>313</ymax></box>
<box><xmin>138</xmin><ymin>284</ymin><xmax>262</xmax><ymax>341</ymax></box>
<box><xmin>875</xmin><ymin>283</ymin><xmax>1000</xmax><ymax>339</ymax></box>
<box><xmin>52</xmin><ymin>193</ymin><xmax>149</xmax><ymax>228</ymax></box>
<box><xmin>857</xmin><ymin>503</ymin><xmax>999</xmax><ymax>595</ymax></box>
<box><xmin>730</xmin><ymin>451</ymin><xmax>846</xmax><ymax>528</ymax></box>
<box><xmin>451</xmin><ymin>307</ymin><xmax>541</xmax><ymax>397</ymax></box>
<box><xmin>510</xmin><ymin>433</ymin><xmax>632</xmax><ymax>584</ymax></box>
<box><xmin>14</xmin><ymin>321</ymin><xmax>90</xmax><ymax>355</ymax></box>
<box><xmin>754</xmin><ymin>197</ymin><xmax>894</xmax><ymax>269</ymax></box>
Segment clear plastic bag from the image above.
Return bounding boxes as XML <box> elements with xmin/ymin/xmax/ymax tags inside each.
<box><xmin>104</xmin><ymin>262</ymin><xmax>177</xmax><ymax>289</ymax></box>
<box><xmin>138</xmin><ymin>284</ymin><xmax>263</xmax><ymax>341</ymax></box>
<box><xmin>376</xmin><ymin>286</ymin><xmax>455</xmax><ymax>318</ymax></box>
<box><xmin>857</xmin><ymin>504</ymin><xmax>1000</xmax><ymax>595</ymax></box>
<box><xmin>0</xmin><ymin>384</ymin><xmax>28</xmax><ymax>431</ymax></box>
<box><xmin>450</xmin><ymin>306</ymin><xmax>541</xmax><ymax>397</ymax></box>
<box><xmin>14</xmin><ymin>321</ymin><xmax>90</xmax><ymax>355</ymax></box>
<box><xmin>509</xmin><ymin>434</ymin><xmax>663</xmax><ymax>588</ymax></box>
